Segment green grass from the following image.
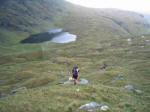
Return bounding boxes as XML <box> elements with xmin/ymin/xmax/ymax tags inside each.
<box><xmin>0</xmin><ymin>34</ymin><xmax>149</xmax><ymax>112</ymax></box>
<box><xmin>0</xmin><ymin>0</ymin><xmax>150</xmax><ymax>112</ymax></box>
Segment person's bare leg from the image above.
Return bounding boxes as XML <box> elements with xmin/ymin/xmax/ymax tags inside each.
<box><xmin>74</xmin><ymin>79</ymin><xmax>76</xmax><ymax>85</ymax></box>
<box><xmin>77</xmin><ymin>76</ymin><xmax>79</xmax><ymax>82</ymax></box>
<box><xmin>75</xmin><ymin>79</ymin><xmax>78</xmax><ymax>85</ymax></box>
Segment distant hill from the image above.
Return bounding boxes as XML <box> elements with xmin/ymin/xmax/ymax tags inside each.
<box><xmin>144</xmin><ymin>14</ymin><xmax>150</xmax><ymax>24</ymax></box>
<box><xmin>0</xmin><ymin>0</ymin><xmax>66</xmax><ymax>31</ymax></box>
<box><xmin>0</xmin><ymin>0</ymin><xmax>150</xmax><ymax>45</ymax></box>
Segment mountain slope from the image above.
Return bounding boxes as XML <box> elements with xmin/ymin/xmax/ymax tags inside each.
<box><xmin>0</xmin><ymin>0</ymin><xmax>66</xmax><ymax>45</ymax></box>
<box><xmin>0</xmin><ymin>0</ymin><xmax>150</xmax><ymax>45</ymax></box>
<box><xmin>0</xmin><ymin>0</ymin><xmax>65</xmax><ymax>31</ymax></box>
<box><xmin>63</xmin><ymin>6</ymin><xmax>150</xmax><ymax>38</ymax></box>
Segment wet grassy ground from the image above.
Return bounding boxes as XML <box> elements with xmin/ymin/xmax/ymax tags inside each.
<box><xmin>0</xmin><ymin>34</ymin><xmax>149</xmax><ymax>112</ymax></box>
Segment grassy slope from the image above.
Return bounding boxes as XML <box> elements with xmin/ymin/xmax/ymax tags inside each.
<box><xmin>0</xmin><ymin>0</ymin><xmax>150</xmax><ymax>112</ymax></box>
<box><xmin>0</xmin><ymin>0</ymin><xmax>66</xmax><ymax>46</ymax></box>
<box><xmin>0</xmin><ymin>34</ymin><xmax>150</xmax><ymax>112</ymax></box>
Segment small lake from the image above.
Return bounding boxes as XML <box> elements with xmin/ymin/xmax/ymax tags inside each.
<box><xmin>21</xmin><ymin>28</ymin><xmax>77</xmax><ymax>44</ymax></box>
<box><xmin>51</xmin><ymin>32</ymin><xmax>77</xmax><ymax>43</ymax></box>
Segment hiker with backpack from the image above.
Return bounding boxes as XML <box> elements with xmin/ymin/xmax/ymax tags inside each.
<box><xmin>72</xmin><ymin>65</ymin><xmax>80</xmax><ymax>85</ymax></box>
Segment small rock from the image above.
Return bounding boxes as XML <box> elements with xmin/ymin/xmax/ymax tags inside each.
<box><xmin>115</xmin><ymin>74</ymin><xmax>124</xmax><ymax>80</ymax></box>
<box><xmin>127</xmin><ymin>38</ymin><xmax>132</xmax><ymax>45</ymax></box>
<box><xmin>141</xmin><ymin>36</ymin><xmax>145</xmax><ymax>38</ymax></box>
<box><xmin>87</xmin><ymin>109</ymin><xmax>96</xmax><ymax>112</ymax></box>
<box><xmin>11</xmin><ymin>87</ymin><xmax>27</xmax><ymax>94</ymax></box>
<box><xmin>79</xmin><ymin>102</ymin><xmax>109</xmax><ymax>112</ymax></box>
<box><xmin>124</xmin><ymin>85</ymin><xmax>142</xmax><ymax>94</ymax></box>
<box><xmin>79</xmin><ymin>102</ymin><xmax>100</xmax><ymax>111</ymax></box>
<box><xmin>64</xmin><ymin>78</ymin><xmax>89</xmax><ymax>85</ymax></box>
<box><xmin>127</xmin><ymin>38</ymin><xmax>132</xmax><ymax>42</ymax></box>
<box><xmin>111</xmin><ymin>74</ymin><xmax>124</xmax><ymax>83</ymax></box>
<box><xmin>79</xmin><ymin>79</ymin><xmax>89</xmax><ymax>85</ymax></box>
<box><xmin>145</xmin><ymin>40</ymin><xmax>149</xmax><ymax>42</ymax></box>
<box><xmin>100</xmin><ymin>105</ymin><xmax>109</xmax><ymax>111</ymax></box>
<box><xmin>134</xmin><ymin>89</ymin><xmax>142</xmax><ymax>94</ymax></box>
<box><xmin>140</xmin><ymin>46</ymin><xmax>144</xmax><ymax>48</ymax></box>
<box><xmin>124</xmin><ymin>85</ymin><xmax>134</xmax><ymax>91</ymax></box>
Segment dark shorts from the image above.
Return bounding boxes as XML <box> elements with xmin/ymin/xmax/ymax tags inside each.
<box><xmin>73</xmin><ymin>74</ymin><xmax>78</xmax><ymax>79</ymax></box>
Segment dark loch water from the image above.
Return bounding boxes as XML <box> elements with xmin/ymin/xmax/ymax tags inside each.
<box><xmin>21</xmin><ymin>29</ymin><xmax>77</xmax><ymax>44</ymax></box>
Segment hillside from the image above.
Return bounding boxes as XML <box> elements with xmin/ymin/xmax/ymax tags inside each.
<box><xmin>0</xmin><ymin>0</ymin><xmax>66</xmax><ymax>45</ymax></box>
<box><xmin>0</xmin><ymin>0</ymin><xmax>150</xmax><ymax>112</ymax></box>
<box><xmin>0</xmin><ymin>0</ymin><xmax>150</xmax><ymax>46</ymax></box>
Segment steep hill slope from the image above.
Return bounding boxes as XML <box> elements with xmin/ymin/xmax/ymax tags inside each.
<box><xmin>0</xmin><ymin>0</ymin><xmax>66</xmax><ymax>45</ymax></box>
<box><xmin>0</xmin><ymin>0</ymin><xmax>65</xmax><ymax>31</ymax></box>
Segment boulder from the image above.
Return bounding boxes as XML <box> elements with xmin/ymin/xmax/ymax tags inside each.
<box><xmin>79</xmin><ymin>102</ymin><xmax>109</xmax><ymax>112</ymax></box>
<box><xmin>134</xmin><ymin>89</ymin><xmax>143</xmax><ymax>94</ymax></box>
<box><xmin>124</xmin><ymin>85</ymin><xmax>143</xmax><ymax>94</ymax></box>
<box><xmin>145</xmin><ymin>40</ymin><xmax>149</xmax><ymax>42</ymax></box>
<box><xmin>79</xmin><ymin>102</ymin><xmax>101</xmax><ymax>112</ymax></box>
<box><xmin>100</xmin><ymin>105</ymin><xmax>109</xmax><ymax>111</ymax></box>
<box><xmin>124</xmin><ymin>84</ymin><xmax>134</xmax><ymax>91</ymax></box>
<box><xmin>64</xmin><ymin>78</ymin><xmax>89</xmax><ymax>85</ymax></box>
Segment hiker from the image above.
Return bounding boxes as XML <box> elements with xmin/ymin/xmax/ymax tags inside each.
<box><xmin>72</xmin><ymin>65</ymin><xmax>80</xmax><ymax>85</ymax></box>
